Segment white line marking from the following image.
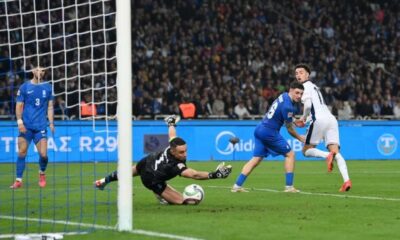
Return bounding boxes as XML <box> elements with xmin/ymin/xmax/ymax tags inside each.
<box><xmin>0</xmin><ymin>232</ymin><xmax>88</xmax><ymax>239</ymax></box>
<box><xmin>0</xmin><ymin>215</ymin><xmax>204</xmax><ymax>240</ymax></box>
<box><xmin>207</xmin><ymin>185</ymin><xmax>400</xmax><ymax>202</ymax></box>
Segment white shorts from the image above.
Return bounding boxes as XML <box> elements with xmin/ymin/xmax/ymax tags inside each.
<box><xmin>305</xmin><ymin>115</ymin><xmax>340</xmax><ymax>147</ymax></box>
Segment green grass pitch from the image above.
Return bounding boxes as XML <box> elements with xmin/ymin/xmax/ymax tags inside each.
<box><xmin>1</xmin><ymin>160</ymin><xmax>400</xmax><ymax>240</ymax></box>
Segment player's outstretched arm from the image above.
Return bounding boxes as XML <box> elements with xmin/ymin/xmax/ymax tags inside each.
<box><xmin>168</xmin><ymin>125</ymin><xmax>177</xmax><ymax>140</ymax></box>
<box><xmin>164</xmin><ymin>115</ymin><xmax>180</xmax><ymax>140</ymax></box>
<box><xmin>181</xmin><ymin>162</ymin><xmax>232</xmax><ymax>180</ymax></box>
<box><xmin>181</xmin><ymin>168</ymin><xmax>210</xmax><ymax>180</ymax></box>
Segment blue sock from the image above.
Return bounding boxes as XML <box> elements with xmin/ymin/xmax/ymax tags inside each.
<box><xmin>235</xmin><ymin>173</ymin><xmax>248</xmax><ymax>187</ymax></box>
<box><xmin>16</xmin><ymin>156</ymin><xmax>26</xmax><ymax>179</ymax></box>
<box><xmin>39</xmin><ymin>156</ymin><xmax>48</xmax><ymax>172</ymax></box>
<box><xmin>285</xmin><ymin>172</ymin><xmax>294</xmax><ymax>186</ymax></box>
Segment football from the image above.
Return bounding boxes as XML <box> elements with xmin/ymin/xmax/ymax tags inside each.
<box><xmin>183</xmin><ymin>184</ymin><xmax>205</xmax><ymax>205</ymax></box>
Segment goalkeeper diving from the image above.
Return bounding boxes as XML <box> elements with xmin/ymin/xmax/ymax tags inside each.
<box><xmin>94</xmin><ymin>115</ymin><xmax>232</xmax><ymax>205</ymax></box>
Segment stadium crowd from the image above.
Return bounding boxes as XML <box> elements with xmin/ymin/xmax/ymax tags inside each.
<box><xmin>1</xmin><ymin>0</ymin><xmax>400</xmax><ymax>120</ymax></box>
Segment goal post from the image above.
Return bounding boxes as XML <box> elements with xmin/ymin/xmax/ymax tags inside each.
<box><xmin>0</xmin><ymin>0</ymin><xmax>133</xmax><ymax>235</ymax></box>
<box><xmin>116</xmin><ymin>0</ymin><xmax>132</xmax><ymax>232</ymax></box>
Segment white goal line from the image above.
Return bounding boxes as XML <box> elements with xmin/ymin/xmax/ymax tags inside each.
<box><xmin>207</xmin><ymin>185</ymin><xmax>400</xmax><ymax>202</ymax></box>
<box><xmin>0</xmin><ymin>215</ymin><xmax>204</xmax><ymax>240</ymax></box>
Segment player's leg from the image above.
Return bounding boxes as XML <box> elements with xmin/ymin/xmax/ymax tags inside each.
<box><xmin>232</xmin><ymin>133</ymin><xmax>265</xmax><ymax>192</ymax></box>
<box><xmin>159</xmin><ymin>184</ymin><xmax>187</xmax><ymax>205</ymax></box>
<box><xmin>232</xmin><ymin>156</ymin><xmax>263</xmax><ymax>192</ymax></box>
<box><xmin>94</xmin><ymin>163</ymin><xmax>140</xmax><ymax>190</ymax></box>
<box><xmin>266</xmin><ymin>134</ymin><xmax>300</xmax><ymax>193</ymax></box>
<box><xmin>283</xmin><ymin>150</ymin><xmax>299</xmax><ymax>193</ymax></box>
<box><xmin>325</xmin><ymin>121</ymin><xmax>351</xmax><ymax>191</ymax></box>
<box><xmin>10</xmin><ymin>136</ymin><xmax>30</xmax><ymax>189</ymax></box>
<box><xmin>34</xmin><ymin>130</ymin><xmax>49</xmax><ymax>187</ymax></box>
<box><xmin>36</xmin><ymin>139</ymin><xmax>48</xmax><ymax>173</ymax></box>
<box><xmin>302</xmin><ymin>120</ymin><xmax>334</xmax><ymax>169</ymax></box>
<box><xmin>158</xmin><ymin>184</ymin><xmax>199</xmax><ymax>205</ymax></box>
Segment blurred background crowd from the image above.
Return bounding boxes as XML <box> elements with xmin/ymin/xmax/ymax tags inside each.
<box><xmin>1</xmin><ymin>0</ymin><xmax>400</xmax><ymax>120</ymax></box>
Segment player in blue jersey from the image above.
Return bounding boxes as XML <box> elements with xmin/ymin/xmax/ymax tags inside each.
<box><xmin>232</xmin><ymin>81</ymin><xmax>305</xmax><ymax>193</ymax></box>
<box><xmin>10</xmin><ymin>66</ymin><xmax>55</xmax><ymax>189</ymax></box>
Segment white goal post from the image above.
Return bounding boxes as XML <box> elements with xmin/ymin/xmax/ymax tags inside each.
<box><xmin>116</xmin><ymin>0</ymin><xmax>133</xmax><ymax>232</ymax></box>
<box><xmin>0</xmin><ymin>0</ymin><xmax>133</xmax><ymax>233</ymax></box>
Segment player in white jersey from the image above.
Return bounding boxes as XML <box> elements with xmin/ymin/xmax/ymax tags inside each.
<box><xmin>294</xmin><ymin>64</ymin><xmax>351</xmax><ymax>192</ymax></box>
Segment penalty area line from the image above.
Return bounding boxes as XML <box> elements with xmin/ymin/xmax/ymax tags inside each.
<box><xmin>207</xmin><ymin>185</ymin><xmax>400</xmax><ymax>202</ymax></box>
<box><xmin>0</xmin><ymin>215</ymin><xmax>204</xmax><ymax>240</ymax></box>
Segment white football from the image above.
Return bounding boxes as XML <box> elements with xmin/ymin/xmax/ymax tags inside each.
<box><xmin>183</xmin><ymin>184</ymin><xmax>204</xmax><ymax>204</ymax></box>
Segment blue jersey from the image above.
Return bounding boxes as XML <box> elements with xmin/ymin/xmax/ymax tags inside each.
<box><xmin>261</xmin><ymin>93</ymin><xmax>297</xmax><ymax>131</ymax></box>
<box><xmin>17</xmin><ymin>81</ymin><xmax>54</xmax><ymax>131</ymax></box>
<box><xmin>253</xmin><ymin>92</ymin><xmax>298</xmax><ymax>158</ymax></box>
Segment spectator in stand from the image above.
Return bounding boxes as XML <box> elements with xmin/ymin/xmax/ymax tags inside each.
<box><xmin>196</xmin><ymin>97</ymin><xmax>212</xmax><ymax>118</ymax></box>
<box><xmin>81</xmin><ymin>94</ymin><xmax>97</xmax><ymax>118</ymax></box>
<box><xmin>381</xmin><ymin>100</ymin><xmax>394</xmax><ymax>116</ymax></box>
<box><xmin>355</xmin><ymin>97</ymin><xmax>373</xmax><ymax>118</ymax></box>
<box><xmin>54</xmin><ymin>96</ymin><xmax>66</xmax><ymax>119</ymax></box>
<box><xmin>393</xmin><ymin>100</ymin><xmax>400</xmax><ymax>119</ymax></box>
<box><xmin>234</xmin><ymin>100</ymin><xmax>250</xmax><ymax>120</ymax></box>
<box><xmin>2</xmin><ymin>1</ymin><xmax>400</xmax><ymax>120</ymax></box>
<box><xmin>226</xmin><ymin>106</ymin><xmax>239</xmax><ymax>119</ymax></box>
<box><xmin>246</xmin><ymin>99</ymin><xmax>258</xmax><ymax>115</ymax></box>
<box><xmin>212</xmin><ymin>94</ymin><xmax>225</xmax><ymax>116</ymax></box>
<box><xmin>372</xmin><ymin>99</ymin><xmax>381</xmax><ymax>117</ymax></box>
<box><xmin>179</xmin><ymin>97</ymin><xmax>196</xmax><ymax>119</ymax></box>
<box><xmin>338</xmin><ymin>101</ymin><xmax>353</xmax><ymax>120</ymax></box>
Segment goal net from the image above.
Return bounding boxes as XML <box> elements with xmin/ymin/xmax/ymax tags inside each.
<box><xmin>0</xmin><ymin>0</ymin><xmax>131</xmax><ymax>236</ymax></box>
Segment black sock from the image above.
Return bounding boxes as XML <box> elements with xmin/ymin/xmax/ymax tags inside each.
<box><xmin>105</xmin><ymin>170</ymin><xmax>118</xmax><ymax>183</ymax></box>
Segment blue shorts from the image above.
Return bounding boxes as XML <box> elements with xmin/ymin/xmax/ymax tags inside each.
<box><xmin>19</xmin><ymin>129</ymin><xmax>47</xmax><ymax>144</ymax></box>
<box><xmin>253</xmin><ymin>124</ymin><xmax>291</xmax><ymax>158</ymax></box>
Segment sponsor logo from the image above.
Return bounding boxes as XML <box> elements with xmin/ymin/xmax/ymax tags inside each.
<box><xmin>215</xmin><ymin>131</ymin><xmax>253</xmax><ymax>155</ymax></box>
<box><xmin>215</xmin><ymin>131</ymin><xmax>303</xmax><ymax>156</ymax></box>
<box><xmin>177</xmin><ymin>163</ymin><xmax>186</xmax><ymax>169</ymax></box>
<box><xmin>377</xmin><ymin>133</ymin><xmax>397</xmax><ymax>156</ymax></box>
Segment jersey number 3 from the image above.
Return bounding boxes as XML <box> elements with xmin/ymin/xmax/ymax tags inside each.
<box><xmin>35</xmin><ymin>98</ymin><xmax>41</xmax><ymax>106</ymax></box>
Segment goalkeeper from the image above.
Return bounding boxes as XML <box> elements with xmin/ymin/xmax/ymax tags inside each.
<box><xmin>95</xmin><ymin>115</ymin><xmax>232</xmax><ymax>205</ymax></box>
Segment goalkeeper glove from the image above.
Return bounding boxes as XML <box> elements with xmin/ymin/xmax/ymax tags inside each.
<box><xmin>208</xmin><ymin>162</ymin><xmax>232</xmax><ymax>179</ymax></box>
<box><xmin>164</xmin><ymin>115</ymin><xmax>180</xmax><ymax>126</ymax></box>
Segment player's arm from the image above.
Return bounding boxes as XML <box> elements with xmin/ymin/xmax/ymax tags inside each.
<box><xmin>181</xmin><ymin>162</ymin><xmax>232</xmax><ymax>180</ymax></box>
<box><xmin>48</xmin><ymin>100</ymin><xmax>55</xmax><ymax>133</ymax></box>
<box><xmin>16</xmin><ymin>102</ymin><xmax>24</xmax><ymax>122</ymax></box>
<box><xmin>168</xmin><ymin>125</ymin><xmax>177</xmax><ymax>140</ymax></box>
<box><xmin>286</xmin><ymin>122</ymin><xmax>305</xmax><ymax>143</ymax></box>
<box><xmin>181</xmin><ymin>168</ymin><xmax>211</xmax><ymax>180</ymax></box>
<box><xmin>164</xmin><ymin>115</ymin><xmax>180</xmax><ymax>140</ymax></box>
<box><xmin>16</xmin><ymin>102</ymin><xmax>27</xmax><ymax>133</ymax></box>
